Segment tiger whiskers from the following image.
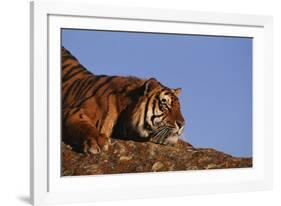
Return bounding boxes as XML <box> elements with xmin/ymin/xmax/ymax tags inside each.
<box><xmin>150</xmin><ymin>127</ymin><xmax>172</xmax><ymax>144</ymax></box>
<box><xmin>158</xmin><ymin>129</ymin><xmax>171</xmax><ymax>144</ymax></box>
<box><xmin>151</xmin><ymin>128</ymin><xmax>166</xmax><ymax>140</ymax></box>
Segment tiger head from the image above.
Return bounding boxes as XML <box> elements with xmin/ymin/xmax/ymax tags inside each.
<box><xmin>128</xmin><ymin>78</ymin><xmax>185</xmax><ymax>146</ymax></box>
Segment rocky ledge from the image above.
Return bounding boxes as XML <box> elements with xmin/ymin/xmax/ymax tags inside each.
<box><xmin>62</xmin><ymin>139</ymin><xmax>252</xmax><ymax>176</ymax></box>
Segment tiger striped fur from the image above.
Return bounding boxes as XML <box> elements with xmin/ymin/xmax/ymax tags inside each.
<box><xmin>62</xmin><ymin>47</ymin><xmax>185</xmax><ymax>154</ymax></box>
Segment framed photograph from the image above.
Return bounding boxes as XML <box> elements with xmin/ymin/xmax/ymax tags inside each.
<box><xmin>30</xmin><ymin>0</ymin><xmax>273</xmax><ymax>205</ymax></box>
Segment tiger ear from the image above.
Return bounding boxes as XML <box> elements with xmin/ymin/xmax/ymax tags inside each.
<box><xmin>173</xmin><ymin>88</ymin><xmax>182</xmax><ymax>96</ymax></box>
<box><xmin>143</xmin><ymin>78</ymin><xmax>159</xmax><ymax>95</ymax></box>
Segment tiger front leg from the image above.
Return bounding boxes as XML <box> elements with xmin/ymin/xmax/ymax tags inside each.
<box><xmin>64</xmin><ymin>109</ymin><xmax>110</xmax><ymax>155</ymax></box>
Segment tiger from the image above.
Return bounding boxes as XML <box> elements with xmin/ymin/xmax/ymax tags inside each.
<box><xmin>62</xmin><ymin>47</ymin><xmax>185</xmax><ymax>154</ymax></box>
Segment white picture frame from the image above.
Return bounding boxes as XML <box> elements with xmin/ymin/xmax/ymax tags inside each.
<box><xmin>30</xmin><ymin>0</ymin><xmax>273</xmax><ymax>205</ymax></box>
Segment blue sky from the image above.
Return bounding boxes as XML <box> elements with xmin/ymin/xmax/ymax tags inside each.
<box><xmin>62</xmin><ymin>29</ymin><xmax>252</xmax><ymax>157</ymax></box>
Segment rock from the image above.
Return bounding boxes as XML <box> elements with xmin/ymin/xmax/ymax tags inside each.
<box><xmin>205</xmin><ymin>163</ymin><xmax>218</xmax><ymax>169</ymax></box>
<box><xmin>152</xmin><ymin>162</ymin><xmax>164</xmax><ymax>171</ymax></box>
<box><xmin>62</xmin><ymin>139</ymin><xmax>252</xmax><ymax>176</ymax></box>
<box><xmin>119</xmin><ymin>156</ymin><xmax>132</xmax><ymax>161</ymax></box>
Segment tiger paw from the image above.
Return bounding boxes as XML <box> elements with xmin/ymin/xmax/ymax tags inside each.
<box><xmin>83</xmin><ymin>139</ymin><xmax>101</xmax><ymax>155</ymax></box>
<box><xmin>97</xmin><ymin>134</ymin><xmax>110</xmax><ymax>152</ymax></box>
<box><xmin>83</xmin><ymin>134</ymin><xmax>110</xmax><ymax>155</ymax></box>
